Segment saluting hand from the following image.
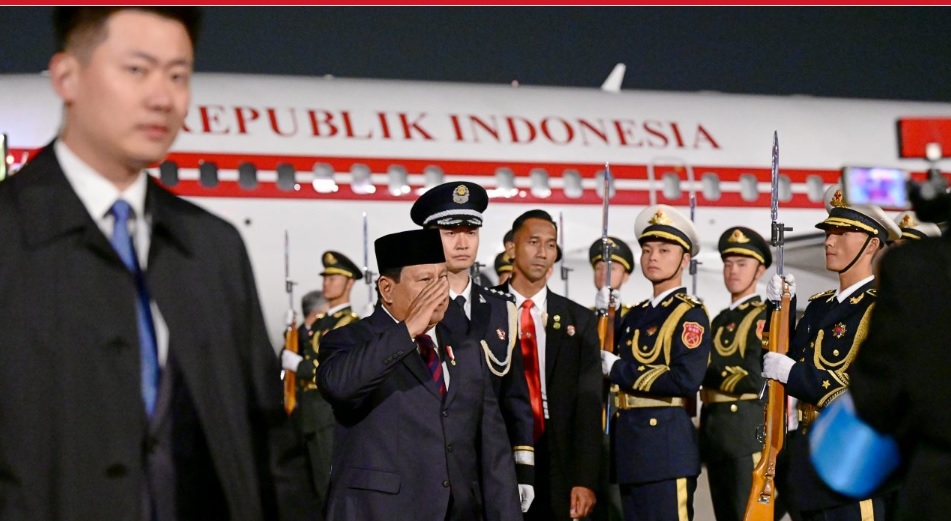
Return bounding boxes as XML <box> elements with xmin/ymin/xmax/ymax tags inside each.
<box><xmin>404</xmin><ymin>275</ymin><xmax>449</xmax><ymax>338</ymax></box>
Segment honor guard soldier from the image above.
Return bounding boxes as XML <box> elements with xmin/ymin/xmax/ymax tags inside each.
<box><xmin>892</xmin><ymin>210</ymin><xmax>942</xmax><ymax>245</ymax></box>
<box><xmin>410</xmin><ymin>182</ymin><xmax>537</xmax><ymax>513</ymax></box>
<box><xmin>763</xmin><ymin>186</ymin><xmax>900</xmax><ymax>521</ymax></box>
<box><xmin>280</xmin><ymin>250</ymin><xmax>362</xmax><ymax>512</ymax></box>
<box><xmin>495</xmin><ymin>251</ymin><xmax>514</xmax><ymax>285</ymax></box>
<box><xmin>600</xmin><ymin>204</ymin><xmax>712</xmax><ymax>521</ymax></box>
<box><xmin>590</xmin><ymin>236</ymin><xmax>635</xmax><ymax>318</ymax></box>
<box><xmin>699</xmin><ymin>227</ymin><xmax>771</xmax><ymax>521</ymax></box>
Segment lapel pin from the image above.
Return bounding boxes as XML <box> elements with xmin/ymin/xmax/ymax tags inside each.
<box><xmin>497</xmin><ymin>328</ymin><xmax>506</xmax><ymax>340</ymax></box>
<box><xmin>567</xmin><ymin>325</ymin><xmax>576</xmax><ymax>337</ymax></box>
<box><xmin>445</xmin><ymin>345</ymin><xmax>456</xmax><ymax>366</ymax></box>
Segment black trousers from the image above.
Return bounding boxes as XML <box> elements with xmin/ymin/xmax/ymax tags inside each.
<box><xmin>619</xmin><ymin>477</ymin><xmax>696</xmax><ymax>521</ymax></box>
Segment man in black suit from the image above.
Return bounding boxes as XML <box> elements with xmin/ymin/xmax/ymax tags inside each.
<box><xmin>281</xmin><ymin>251</ymin><xmax>363</xmax><ymax>512</ymax></box>
<box><xmin>317</xmin><ymin>229</ymin><xmax>521</xmax><ymax>521</ymax></box>
<box><xmin>499</xmin><ymin>209</ymin><xmax>602</xmax><ymax>521</ymax></box>
<box><xmin>0</xmin><ymin>7</ymin><xmax>315</xmax><ymax>521</ymax></box>
<box><xmin>410</xmin><ymin>181</ymin><xmax>536</xmax><ymax>512</ymax></box>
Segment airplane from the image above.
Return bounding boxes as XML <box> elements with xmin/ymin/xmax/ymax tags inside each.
<box><xmin>3</xmin><ymin>65</ymin><xmax>951</xmax><ymax>344</ymax></box>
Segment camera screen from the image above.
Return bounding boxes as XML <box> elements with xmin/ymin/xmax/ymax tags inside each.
<box><xmin>841</xmin><ymin>166</ymin><xmax>909</xmax><ymax>209</ymax></box>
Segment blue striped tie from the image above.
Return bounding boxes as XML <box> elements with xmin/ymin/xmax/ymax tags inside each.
<box><xmin>110</xmin><ymin>200</ymin><xmax>160</xmax><ymax>416</ymax></box>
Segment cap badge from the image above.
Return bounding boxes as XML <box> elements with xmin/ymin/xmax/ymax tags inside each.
<box><xmin>649</xmin><ymin>208</ymin><xmax>673</xmax><ymax>225</ymax></box>
<box><xmin>728</xmin><ymin>229</ymin><xmax>750</xmax><ymax>243</ymax></box>
<box><xmin>899</xmin><ymin>213</ymin><xmax>917</xmax><ymax>228</ymax></box>
<box><xmin>830</xmin><ymin>189</ymin><xmax>847</xmax><ymax>208</ymax></box>
<box><xmin>324</xmin><ymin>252</ymin><xmax>337</xmax><ymax>264</ymax></box>
<box><xmin>453</xmin><ymin>185</ymin><xmax>470</xmax><ymax>204</ymax></box>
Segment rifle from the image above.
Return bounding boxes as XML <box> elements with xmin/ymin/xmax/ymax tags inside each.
<box><xmin>282</xmin><ymin>230</ymin><xmax>299</xmax><ymax>415</ymax></box>
<box><xmin>688</xmin><ymin>194</ymin><xmax>702</xmax><ymax>297</ymax></box>
<box><xmin>595</xmin><ymin>163</ymin><xmax>617</xmax><ymax>435</ymax></box>
<box><xmin>360</xmin><ymin>212</ymin><xmax>376</xmax><ymax>318</ymax></box>
<box><xmin>0</xmin><ymin>133</ymin><xmax>8</xmax><ymax>181</ymax></box>
<box><xmin>559</xmin><ymin>211</ymin><xmax>572</xmax><ymax>298</ymax></box>
<box><xmin>743</xmin><ymin>131</ymin><xmax>793</xmax><ymax>521</ymax></box>
<box><xmin>469</xmin><ymin>260</ymin><xmax>484</xmax><ymax>287</ymax></box>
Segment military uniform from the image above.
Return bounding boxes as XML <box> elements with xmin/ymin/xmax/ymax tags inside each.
<box><xmin>411</xmin><ymin>181</ymin><xmax>536</xmax><ymax>486</ymax></box>
<box><xmin>292</xmin><ymin>250</ymin><xmax>362</xmax><ymax>510</ymax></box>
<box><xmin>774</xmin><ymin>186</ymin><xmax>900</xmax><ymax>521</ymax></box>
<box><xmin>605</xmin><ymin>205</ymin><xmax>712</xmax><ymax>521</ymax></box>
<box><xmin>699</xmin><ymin>227</ymin><xmax>771</xmax><ymax>521</ymax></box>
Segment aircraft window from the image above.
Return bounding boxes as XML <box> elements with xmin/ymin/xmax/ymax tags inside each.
<box><xmin>199</xmin><ymin>161</ymin><xmax>218</xmax><ymax>188</ymax></box>
<box><xmin>806</xmin><ymin>175</ymin><xmax>825</xmax><ymax>202</ymax></box>
<box><xmin>662</xmin><ymin>172</ymin><xmax>682</xmax><ymax>200</ymax></box>
<box><xmin>562</xmin><ymin>169</ymin><xmax>583</xmax><ymax>199</ymax></box>
<box><xmin>594</xmin><ymin>168</ymin><xmax>615</xmax><ymax>199</ymax></box>
<box><xmin>388</xmin><ymin>165</ymin><xmax>410</xmax><ymax>196</ymax></box>
<box><xmin>276</xmin><ymin>163</ymin><xmax>297</xmax><ymax>191</ymax></box>
<box><xmin>739</xmin><ymin>173</ymin><xmax>758</xmax><ymax>201</ymax></box>
<box><xmin>530</xmin><ymin>168</ymin><xmax>551</xmax><ymax>198</ymax></box>
<box><xmin>238</xmin><ymin>162</ymin><xmax>258</xmax><ymax>190</ymax></box>
<box><xmin>779</xmin><ymin>174</ymin><xmax>792</xmax><ymax>202</ymax></box>
<box><xmin>312</xmin><ymin>163</ymin><xmax>337</xmax><ymax>193</ymax></box>
<box><xmin>423</xmin><ymin>166</ymin><xmax>444</xmax><ymax>190</ymax></box>
<box><xmin>351</xmin><ymin>164</ymin><xmax>375</xmax><ymax>194</ymax></box>
<box><xmin>159</xmin><ymin>160</ymin><xmax>179</xmax><ymax>187</ymax></box>
<box><xmin>701</xmin><ymin>172</ymin><xmax>720</xmax><ymax>201</ymax></box>
<box><xmin>494</xmin><ymin>167</ymin><xmax>517</xmax><ymax>198</ymax></box>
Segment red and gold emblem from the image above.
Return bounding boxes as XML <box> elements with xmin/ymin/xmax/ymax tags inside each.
<box><xmin>755</xmin><ymin>319</ymin><xmax>766</xmax><ymax>341</ymax></box>
<box><xmin>832</xmin><ymin>322</ymin><xmax>847</xmax><ymax>339</ymax></box>
<box><xmin>497</xmin><ymin>328</ymin><xmax>506</xmax><ymax>341</ymax></box>
<box><xmin>830</xmin><ymin>189</ymin><xmax>847</xmax><ymax>208</ymax></box>
<box><xmin>646</xmin><ymin>326</ymin><xmax>657</xmax><ymax>336</ymax></box>
<box><xmin>681</xmin><ymin>322</ymin><xmax>704</xmax><ymax>349</ymax></box>
<box><xmin>725</xmin><ymin>322</ymin><xmax>736</xmax><ymax>333</ymax></box>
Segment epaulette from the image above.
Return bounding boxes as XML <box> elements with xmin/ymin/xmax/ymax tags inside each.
<box><xmin>487</xmin><ymin>287</ymin><xmax>515</xmax><ymax>303</ymax></box>
<box><xmin>674</xmin><ymin>293</ymin><xmax>702</xmax><ymax>307</ymax></box>
<box><xmin>637</xmin><ymin>299</ymin><xmax>651</xmax><ymax>308</ymax></box>
<box><xmin>809</xmin><ymin>289</ymin><xmax>836</xmax><ymax>301</ymax></box>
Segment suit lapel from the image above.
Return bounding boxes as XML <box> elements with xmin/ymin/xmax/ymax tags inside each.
<box><xmin>438</xmin><ymin>322</ymin><xmax>459</xmax><ymax>405</ymax></box>
<box><xmin>469</xmin><ymin>285</ymin><xmax>491</xmax><ymax>339</ymax></box>
<box><xmin>544</xmin><ymin>290</ymin><xmax>565</xmax><ymax>381</ymax></box>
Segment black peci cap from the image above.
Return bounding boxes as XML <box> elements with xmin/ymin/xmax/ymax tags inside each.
<box><xmin>375</xmin><ymin>229</ymin><xmax>446</xmax><ymax>273</ymax></box>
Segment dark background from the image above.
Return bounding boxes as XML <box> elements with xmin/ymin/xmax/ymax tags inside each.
<box><xmin>3</xmin><ymin>6</ymin><xmax>950</xmax><ymax>101</ymax></box>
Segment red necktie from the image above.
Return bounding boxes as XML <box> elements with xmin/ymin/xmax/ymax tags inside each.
<box><xmin>416</xmin><ymin>334</ymin><xmax>446</xmax><ymax>397</ymax></box>
<box><xmin>520</xmin><ymin>299</ymin><xmax>545</xmax><ymax>441</ymax></box>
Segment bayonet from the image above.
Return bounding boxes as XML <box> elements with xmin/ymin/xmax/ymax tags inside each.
<box><xmin>559</xmin><ymin>211</ymin><xmax>572</xmax><ymax>298</ymax></box>
<box><xmin>770</xmin><ymin>131</ymin><xmax>792</xmax><ymax>276</ymax></box>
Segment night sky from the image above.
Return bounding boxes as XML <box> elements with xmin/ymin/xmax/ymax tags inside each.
<box><xmin>3</xmin><ymin>6</ymin><xmax>951</xmax><ymax>102</ymax></box>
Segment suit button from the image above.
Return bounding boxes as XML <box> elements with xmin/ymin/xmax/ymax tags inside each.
<box><xmin>442</xmin><ymin>410</ymin><xmax>449</xmax><ymax>417</ymax></box>
<box><xmin>442</xmin><ymin>480</ymin><xmax>450</xmax><ymax>487</ymax></box>
<box><xmin>447</xmin><ymin>444</ymin><xmax>453</xmax><ymax>453</ymax></box>
<box><xmin>649</xmin><ymin>418</ymin><xmax>657</xmax><ymax>426</ymax></box>
<box><xmin>730</xmin><ymin>404</ymin><xmax>738</xmax><ymax>413</ymax></box>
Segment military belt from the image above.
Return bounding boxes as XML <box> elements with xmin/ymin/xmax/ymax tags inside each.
<box><xmin>700</xmin><ymin>389</ymin><xmax>759</xmax><ymax>404</ymax></box>
<box><xmin>616</xmin><ymin>392</ymin><xmax>684</xmax><ymax>410</ymax></box>
<box><xmin>798</xmin><ymin>402</ymin><xmax>821</xmax><ymax>427</ymax></box>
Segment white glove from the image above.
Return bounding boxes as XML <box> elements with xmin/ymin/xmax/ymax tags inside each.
<box><xmin>762</xmin><ymin>352</ymin><xmax>795</xmax><ymax>384</ymax></box>
<box><xmin>766</xmin><ymin>273</ymin><xmax>796</xmax><ymax>302</ymax></box>
<box><xmin>601</xmin><ymin>350</ymin><xmax>620</xmax><ymax>377</ymax></box>
<box><xmin>281</xmin><ymin>349</ymin><xmax>303</xmax><ymax>372</ymax></box>
<box><xmin>595</xmin><ymin>287</ymin><xmax>621</xmax><ymax>311</ymax></box>
<box><xmin>518</xmin><ymin>483</ymin><xmax>535</xmax><ymax>513</ymax></box>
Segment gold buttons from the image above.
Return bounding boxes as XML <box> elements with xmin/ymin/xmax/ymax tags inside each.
<box><xmin>649</xmin><ymin>418</ymin><xmax>657</xmax><ymax>427</ymax></box>
<box><xmin>730</xmin><ymin>404</ymin><xmax>738</xmax><ymax>413</ymax></box>
<box><xmin>721</xmin><ymin>371</ymin><xmax>727</xmax><ymax>377</ymax></box>
<box><xmin>833</xmin><ymin>349</ymin><xmax>840</xmax><ymax>356</ymax></box>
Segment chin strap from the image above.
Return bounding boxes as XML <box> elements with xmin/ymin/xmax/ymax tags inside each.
<box><xmin>837</xmin><ymin>235</ymin><xmax>874</xmax><ymax>274</ymax></box>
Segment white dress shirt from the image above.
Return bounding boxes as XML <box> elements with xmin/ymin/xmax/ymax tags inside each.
<box><xmin>509</xmin><ymin>284</ymin><xmax>549</xmax><ymax>419</ymax></box>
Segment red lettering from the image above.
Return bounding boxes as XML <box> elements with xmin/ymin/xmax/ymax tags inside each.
<box><xmin>670</xmin><ymin>122</ymin><xmax>685</xmax><ymax>148</ymax></box>
<box><xmin>577</xmin><ymin>118</ymin><xmax>609</xmax><ymax>145</ymax></box>
<box><xmin>308</xmin><ymin>110</ymin><xmax>338</xmax><ymax>137</ymax></box>
<box><xmin>234</xmin><ymin>106</ymin><xmax>260</xmax><ymax>135</ymax></box>
<box><xmin>540</xmin><ymin>117</ymin><xmax>574</xmax><ymax>145</ymax></box>
<box><xmin>342</xmin><ymin>111</ymin><xmax>372</xmax><ymax>139</ymax></box>
<box><xmin>694</xmin><ymin>124</ymin><xmax>720</xmax><ymax>149</ymax></box>
<box><xmin>643</xmin><ymin>120</ymin><xmax>669</xmax><ymax>148</ymax></box>
<box><xmin>506</xmin><ymin>116</ymin><xmax>536</xmax><ymax>144</ymax></box>
<box><xmin>468</xmin><ymin>115</ymin><xmax>500</xmax><ymax>143</ymax></box>
<box><xmin>377</xmin><ymin>112</ymin><xmax>391</xmax><ymax>139</ymax></box>
<box><xmin>613</xmin><ymin>119</ymin><xmax>642</xmax><ymax>147</ymax></box>
<box><xmin>449</xmin><ymin>114</ymin><xmax>464</xmax><ymax>141</ymax></box>
<box><xmin>267</xmin><ymin>108</ymin><xmax>297</xmax><ymax>137</ymax></box>
<box><xmin>199</xmin><ymin>105</ymin><xmax>230</xmax><ymax>135</ymax></box>
<box><xmin>399</xmin><ymin>113</ymin><xmax>434</xmax><ymax>141</ymax></box>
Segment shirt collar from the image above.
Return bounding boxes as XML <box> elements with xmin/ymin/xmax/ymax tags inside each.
<box><xmin>509</xmin><ymin>284</ymin><xmax>547</xmax><ymax>310</ymax></box>
<box><xmin>325</xmin><ymin>303</ymin><xmax>351</xmax><ymax>316</ymax></box>
<box><xmin>651</xmin><ymin>286</ymin><xmax>685</xmax><ymax>308</ymax></box>
<box><xmin>835</xmin><ymin>275</ymin><xmax>875</xmax><ymax>303</ymax></box>
<box><xmin>729</xmin><ymin>293</ymin><xmax>760</xmax><ymax>310</ymax></box>
<box><xmin>448</xmin><ymin>276</ymin><xmax>472</xmax><ymax>302</ymax></box>
<box><xmin>56</xmin><ymin>140</ymin><xmax>148</xmax><ymax>222</ymax></box>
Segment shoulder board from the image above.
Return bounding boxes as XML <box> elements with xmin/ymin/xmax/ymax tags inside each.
<box><xmin>674</xmin><ymin>293</ymin><xmax>702</xmax><ymax>307</ymax></box>
<box><xmin>486</xmin><ymin>287</ymin><xmax>515</xmax><ymax>303</ymax></box>
<box><xmin>637</xmin><ymin>299</ymin><xmax>650</xmax><ymax>308</ymax></box>
<box><xmin>809</xmin><ymin>289</ymin><xmax>836</xmax><ymax>301</ymax></box>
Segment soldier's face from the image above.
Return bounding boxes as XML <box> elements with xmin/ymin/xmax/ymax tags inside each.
<box><xmin>50</xmin><ymin>10</ymin><xmax>193</xmax><ymax>176</ymax></box>
<box><xmin>512</xmin><ymin>219</ymin><xmax>558</xmax><ymax>283</ymax></box>
<box><xmin>593</xmin><ymin>261</ymin><xmax>629</xmax><ymax>290</ymax></box>
<box><xmin>722</xmin><ymin>256</ymin><xmax>765</xmax><ymax>295</ymax></box>
<box><xmin>438</xmin><ymin>226</ymin><xmax>480</xmax><ymax>273</ymax></box>
<box><xmin>640</xmin><ymin>241</ymin><xmax>688</xmax><ymax>284</ymax></box>
<box><xmin>824</xmin><ymin>228</ymin><xmax>878</xmax><ymax>272</ymax></box>
<box><xmin>322</xmin><ymin>274</ymin><xmax>353</xmax><ymax>301</ymax></box>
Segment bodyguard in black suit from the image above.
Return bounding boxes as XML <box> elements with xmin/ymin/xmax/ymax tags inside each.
<box><xmin>0</xmin><ymin>8</ymin><xmax>315</xmax><ymax>521</ymax></box>
<box><xmin>699</xmin><ymin>227</ymin><xmax>771</xmax><ymax>521</ymax></box>
<box><xmin>317</xmin><ymin>229</ymin><xmax>520</xmax><ymax>521</ymax></box>
<box><xmin>600</xmin><ymin>204</ymin><xmax>711</xmax><ymax>521</ymax></box>
<box><xmin>763</xmin><ymin>186</ymin><xmax>900</xmax><ymax>521</ymax></box>
<box><xmin>410</xmin><ymin>182</ymin><xmax>535</xmax><ymax>510</ymax></box>
<box><xmin>501</xmin><ymin>210</ymin><xmax>602</xmax><ymax>521</ymax></box>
